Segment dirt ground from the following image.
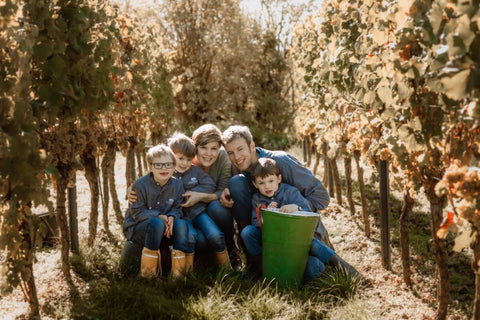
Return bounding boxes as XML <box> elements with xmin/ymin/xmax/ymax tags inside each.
<box><xmin>0</xmin><ymin>150</ymin><xmax>471</xmax><ymax>319</ymax></box>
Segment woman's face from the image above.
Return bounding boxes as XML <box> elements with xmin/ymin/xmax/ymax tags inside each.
<box><xmin>196</xmin><ymin>141</ymin><xmax>220</xmax><ymax>168</ymax></box>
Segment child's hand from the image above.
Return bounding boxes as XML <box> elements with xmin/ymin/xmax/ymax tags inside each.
<box><xmin>127</xmin><ymin>186</ymin><xmax>137</xmax><ymax>204</ymax></box>
<box><xmin>165</xmin><ymin>216</ymin><xmax>174</xmax><ymax>238</ymax></box>
<box><xmin>158</xmin><ymin>214</ymin><xmax>172</xmax><ymax>238</ymax></box>
<box><xmin>279</xmin><ymin>204</ymin><xmax>299</xmax><ymax>213</ymax></box>
<box><xmin>268</xmin><ymin>202</ymin><xmax>278</xmax><ymax>208</ymax></box>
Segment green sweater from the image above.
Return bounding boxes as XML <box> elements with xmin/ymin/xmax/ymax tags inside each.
<box><xmin>207</xmin><ymin>148</ymin><xmax>232</xmax><ymax>199</ymax></box>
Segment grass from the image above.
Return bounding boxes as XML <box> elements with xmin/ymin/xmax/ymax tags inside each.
<box><xmin>56</xmin><ymin>235</ymin><xmax>366</xmax><ymax>320</ymax></box>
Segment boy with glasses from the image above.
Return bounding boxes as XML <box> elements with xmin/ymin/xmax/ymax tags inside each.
<box><xmin>123</xmin><ymin>144</ymin><xmax>185</xmax><ymax>279</ymax></box>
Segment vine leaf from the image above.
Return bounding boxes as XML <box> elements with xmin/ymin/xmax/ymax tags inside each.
<box><xmin>441</xmin><ymin>69</ymin><xmax>470</xmax><ymax>100</ymax></box>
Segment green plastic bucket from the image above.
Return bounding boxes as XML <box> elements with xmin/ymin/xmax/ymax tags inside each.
<box><xmin>261</xmin><ymin>208</ymin><xmax>319</xmax><ymax>288</ymax></box>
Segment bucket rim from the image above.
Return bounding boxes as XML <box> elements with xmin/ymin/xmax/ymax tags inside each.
<box><xmin>260</xmin><ymin>208</ymin><xmax>319</xmax><ymax>217</ymax></box>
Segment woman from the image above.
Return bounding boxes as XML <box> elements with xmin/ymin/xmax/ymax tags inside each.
<box><xmin>184</xmin><ymin>124</ymin><xmax>238</xmax><ymax>265</ymax></box>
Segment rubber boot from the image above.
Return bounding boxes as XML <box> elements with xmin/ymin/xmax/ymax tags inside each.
<box><xmin>328</xmin><ymin>254</ymin><xmax>361</xmax><ymax>279</ymax></box>
<box><xmin>216</xmin><ymin>249</ymin><xmax>232</xmax><ymax>269</ymax></box>
<box><xmin>171</xmin><ymin>249</ymin><xmax>187</xmax><ymax>279</ymax></box>
<box><xmin>141</xmin><ymin>247</ymin><xmax>160</xmax><ymax>279</ymax></box>
<box><xmin>185</xmin><ymin>252</ymin><xmax>194</xmax><ymax>274</ymax></box>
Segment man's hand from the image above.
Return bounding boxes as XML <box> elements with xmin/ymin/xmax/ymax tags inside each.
<box><xmin>128</xmin><ymin>187</ymin><xmax>137</xmax><ymax>204</ymax></box>
<box><xmin>279</xmin><ymin>204</ymin><xmax>299</xmax><ymax>213</ymax></box>
<box><xmin>219</xmin><ymin>188</ymin><xmax>234</xmax><ymax>208</ymax></box>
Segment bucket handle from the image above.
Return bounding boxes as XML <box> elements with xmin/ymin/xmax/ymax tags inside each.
<box><xmin>255</xmin><ymin>204</ymin><xmax>267</xmax><ymax>228</ymax></box>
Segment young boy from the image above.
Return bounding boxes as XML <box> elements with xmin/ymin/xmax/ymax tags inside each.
<box><xmin>168</xmin><ymin>133</ymin><xmax>231</xmax><ymax>273</ymax></box>
<box><xmin>123</xmin><ymin>144</ymin><xmax>185</xmax><ymax>279</ymax></box>
<box><xmin>240</xmin><ymin>158</ymin><xmax>359</xmax><ymax>281</ymax></box>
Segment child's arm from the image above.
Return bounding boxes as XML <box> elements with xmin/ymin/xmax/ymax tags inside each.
<box><xmin>182</xmin><ymin>167</ymin><xmax>216</xmax><ymax>207</ymax></box>
<box><xmin>279</xmin><ymin>187</ymin><xmax>312</xmax><ymax>213</ymax></box>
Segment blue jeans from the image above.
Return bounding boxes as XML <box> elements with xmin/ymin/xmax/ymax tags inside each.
<box><xmin>172</xmin><ymin>218</ymin><xmax>196</xmax><ymax>253</ymax></box>
<box><xmin>240</xmin><ymin>226</ymin><xmax>335</xmax><ymax>280</ymax></box>
<box><xmin>193</xmin><ymin>212</ymin><xmax>226</xmax><ymax>252</ymax></box>
<box><xmin>228</xmin><ymin>174</ymin><xmax>254</xmax><ymax>223</ymax></box>
<box><xmin>131</xmin><ymin>217</ymin><xmax>166</xmax><ymax>250</ymax></box>
<box><xmin>207</xmin><ymin>200</ymin><xmax>234</xmax><ymax>244</ymax></box>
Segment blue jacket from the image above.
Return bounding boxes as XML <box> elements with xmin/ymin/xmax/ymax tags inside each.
<box><xmin>251</xmin><ymin>183</ymin><xmax>313</xmax><ymax>227</ymax></box>
<box><xmin>174</xmin><ymin>165</ymin><xmax>216</xmax><ymax>220</ymax></box>
<box><xmin>123</xmin><ymin>173</ymin><xmax>184</xmax><ymax>240</ymax></box>
<box><xmin>255</xmin><ymin>147</ymin><xmax>330</xmax><ymax>211</ymax></box>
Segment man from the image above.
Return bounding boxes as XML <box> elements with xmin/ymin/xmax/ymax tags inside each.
<box><xmin>219</xmin><ymin>125</ymin><xmax>332</xmax><ymax>247</ymax></box>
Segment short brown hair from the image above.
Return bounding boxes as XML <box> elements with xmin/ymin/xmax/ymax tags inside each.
<box><xmin>147</xmin><ymin>144</ymin><xmax>176</xmax><ymax>164</ymax></box>
<box><xmin>167</xmin><ymin>132</ymin><xmax>196</xmax><ymax>158</ymax></box>
<box><xmin>222</xmin><ymin>125</ymin><xmax>253</xmax><ymax>146</ymax></box>
<box><xmin>192</xmin><ymin>124</ymin><xmax>223</xmax><ymax>147</ymax></box>
<box><xmin>251</xmin><ymin>158</ymin><xmax>280</xmax><ymax>180</ymax></box>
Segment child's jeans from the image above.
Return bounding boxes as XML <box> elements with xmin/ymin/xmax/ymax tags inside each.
<box><xmin>240</xmin><ymin>225</ymin><xmax>336</xmax><ymax>279</ymax></box>
<box><xmin>131</xmin><ymin>217</ymin><xmax>166</xmax><ymax>250</ymax></box>
<box><xmin>193</xmin><ymin>212</ymin><xmax>226</xmax><ymax>252</ymax></box>
<box><xmin>175</xmin><ymin>213</ymin><xmax>226</xmax><ymax>253</ymax></box>
<box><xmin>172</xmin><ymin>218</ymin><xmax>197</xmax><ymax>253</ymax></box>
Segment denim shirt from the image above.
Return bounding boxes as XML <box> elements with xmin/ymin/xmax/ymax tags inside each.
<box><xmin>174</xmin><ymin>165</ymin><xmax>216</xmax><ymax>221</ymax></box>
<box><xmin>256</xmin><ymin>147</ymin><xmax>330</xmax><ymax>211</ymax></box>
<box><xmin>251</xmin><ymin>183</ymin><xmax>313</xmax><ymax>227</ymax></box>
<box><xmin>123</xmin><ymin>173</ymin><xmax>184</xmax><ymax>240</ymax></box>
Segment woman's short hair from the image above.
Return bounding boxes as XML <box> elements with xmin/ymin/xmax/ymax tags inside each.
<box><xmin>192</xmin><ymin>124</ymin><xmax>223</xmax><ymax>147</ymax></box>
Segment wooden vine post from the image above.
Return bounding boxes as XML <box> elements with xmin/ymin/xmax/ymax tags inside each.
<box><xmin>378</xmin><ymin>159</ymin><xmax>391</xmax><ymax>270</ymax></box>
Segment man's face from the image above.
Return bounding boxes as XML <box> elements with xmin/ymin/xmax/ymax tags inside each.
<box><xmin>253</xmin><ymin>174</ymin><xmax>281</xmax><ymax>197</ymax></box>
<box><xmin>225</xmin><ymin>137</ymin><xmax>256</xmax><ymax>171</ymax></box>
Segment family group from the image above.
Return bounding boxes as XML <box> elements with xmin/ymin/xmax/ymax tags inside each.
<box><xmin>123</xmin><ymin>124</ymin><xmax>359</xmax><ymax>282</ymax></box>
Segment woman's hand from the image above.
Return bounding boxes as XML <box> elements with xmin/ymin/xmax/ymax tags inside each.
<box><xmin>279</xmin><ymin>204</ymin><xmax>299</xmax><ymax>213</ymax></box>
<box><xmin>220</xmin><ymin>188</ymin><xmax>234</xmax><ymax>208</ymax></box>
<box><xmin>181</xmin><ymin>191</ymin><xmax>202</xmax><ymax>208</ymax></box>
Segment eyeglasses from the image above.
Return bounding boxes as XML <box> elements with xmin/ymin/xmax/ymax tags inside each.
<box><xmin>151</xmin><ymin>162</ymin><xmax>174</xmax><ymax>169</ymax></box>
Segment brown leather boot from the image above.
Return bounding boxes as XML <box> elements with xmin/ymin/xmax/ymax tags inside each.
<box><xmin>140</xmin><ymin>247</ymin><xmax>160</xmax><ymax>278</ymax></box>
<box><xmin>185</xmin><ymin>252</ymin><xmax>194</xmax><ymax>274</ymax></box>
<box><xmin>171</xmin><ymin>249</ymin><xmax>187</xmax><ymax>279</ymax></box>
<box><xmin>216</xmin><ymin>249</ymin><xmax>232</xmax><ymax>269</ymax></box>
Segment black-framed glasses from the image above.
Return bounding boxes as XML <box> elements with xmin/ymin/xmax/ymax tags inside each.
<box><xmin>151</xmin><ymin>162</ymin><xmax>174</xmax><ymax>169</ymax></box>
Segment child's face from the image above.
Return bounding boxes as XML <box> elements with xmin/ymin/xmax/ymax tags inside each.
<box><xmin>149</xmin><ymin>155</ymin><xmax>175</xmax><ymax>185</ymax></box>
<box><xmin>253</xmin><ymin>174</ymin><xmax>282</xmax><ymax>197</ymax></box>
<box><xmin>174</xmin><ymin>152</ymin><xmax>193</xmax><ymax>173</ymax></box>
